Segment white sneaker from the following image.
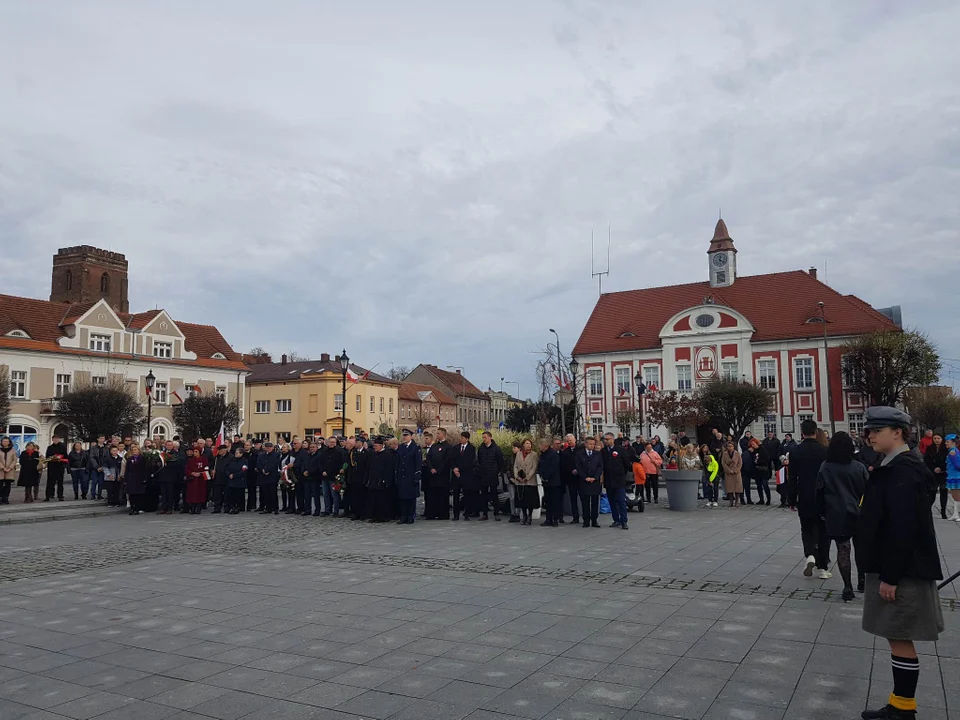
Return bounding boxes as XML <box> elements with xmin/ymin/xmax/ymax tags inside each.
<box><xmin>818</xmin><ymin>569</ymin><xmax>832</xmax><ymax>579</ymax></box>
<box><xmin>712</xmin><ymin>502</ymin><xmax>718</xmax><ymax>507</ymax></box>
<box><xmin>803</xmin><ymin>556</ymin><xmax>816</xmax><ymax>577</ymax></box>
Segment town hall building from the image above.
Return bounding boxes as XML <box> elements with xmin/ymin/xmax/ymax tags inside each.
<box><xmin>571</xmin><ymin>219</ymin><xmax>900</xmax><ymax>441</ymax></box>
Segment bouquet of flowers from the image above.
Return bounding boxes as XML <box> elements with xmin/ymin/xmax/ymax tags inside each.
<box><xmin>47</xmin><ymin>453</ymin><xmax>66</xmax><ymax>464</ymax></box>
<box><xmin>333</xmin><ymin>462</ymin><xmax>349</xmax><ymax>493</ymax></box>
<box><xmin>279</xmin><ymin>464</ymin><xmax>296</xmax><ymax>490</ymax></box>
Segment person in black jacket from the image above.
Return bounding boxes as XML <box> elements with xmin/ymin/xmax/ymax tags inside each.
<box><xmin>246</xmin><ymin>440</ymin><xmax>261</xmax><ymax>511</ymax></box>
<box><xmin>347</xmin><ymin>437</ymin><xmax>370</xmax><ymax>520</ymax></box>
<box><xmin>424</xmin><ymin>429</ymin><xmax>451</xmax><ymax>519</ymax></box>
<box><xmin>787</xmin><ymin>419</ymin><xmax>830</xmax><ymax>578</ymax></box>
<box><xmin>576</xmin><ymin>437</ymin><xmax>603</xmax><ymax>528</ymax></box>
<box><xmin>256</xmin><ymin>442</ymin><xmax>281</xmax><ymax>515</ymax></box>
<box><xmin>538</xmin><ymin>437</ymin><xmax>562</xmax><ymax>526</ymax></box>
<box><xmin>602</xmin><ymin>434</ymin><xmax>631</xmax><ymax>530</ymax></box>
<box><xmin>476</xmin><ymin>431</ymin><xmax>505</xmax><ymax>521</ymax></box>
<box><xmin>560</xmin><ymin>434</ymin><xmax>580</xmax><ymax>524</ymax></box>
<box><xmin>748</xmin><ymin>438</ymin><xmax>773</xmax><ymax>505</ymax></box>
<box><xmin>86</xmin><ymin>435</ymin><xmax>108</xmax><ymax>500</ymax></box>
<box><xmin>157</xmin><ymin>440</ymin><xmax>184</xmax><ymax>514</ymax></box>
<box><xmin>320</xmin><ymin>437</ymin><xmax>346</xmax><ymax>517</ymax></box>
<box><xmin>923</xmin><ymin>434</ymin><xmax>949</xmax><ymax>519</ymax></box>
<box><xmin>225</xmin><ymin>448</ymin><xmax>249</xmax><ymax>514</ymax></box>
<box><xmin>858</xmin><ymin>407</ymin><xmax>943</xmax><ymax>720</ymax></box>
<box><xmin>210</xmin><ymin>445</ymin><xmax>230</xmax><ymax>513</ymax></box>
<box><xmin>450</xmin><ymin>432</ymin><xmax>477</xmax><ymax>521</ymax></box>
<box><xmin>365</xmin><ymin>437</ymin><xmax>396</xmax><ymax>522</ymax></box>
<box><xmin>43</xmin><ymin>434</ymin><xmax>68</xmax><ymax>501</ymax></box>
<box><xmin>300</xmin><ymin>442</ymin><xmax>323</xmax><ymax>516</ymax></box>
<box><xmin>67</xmin><ymin>442</ymin><xmax>88</xmax><ymax>500</ymax></box>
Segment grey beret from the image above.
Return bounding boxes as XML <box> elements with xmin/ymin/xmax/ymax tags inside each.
<box><xmin>863</xmin><ymin>406</ymin><xmax>912</xmax><ymax>430</ymax></box>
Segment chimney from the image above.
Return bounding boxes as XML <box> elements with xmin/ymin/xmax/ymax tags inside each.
<box><xmin>281</xmin><ymin>354</ymin><xmax>287</xmax><ymax>365</ymax></box>
<box><xmin>320</xmin><ymin>352</ymin><xmax>330</xmax><ymax>363</ymax></box>
<box><xmin>808</xmin><ymin>267</ymin><xmax>818</xmax><ymax>280</ymax></box>
<box><xmin>456</xmin><ymin>369</ymin><xmax>461</xmax><ymax>375</ymax></box>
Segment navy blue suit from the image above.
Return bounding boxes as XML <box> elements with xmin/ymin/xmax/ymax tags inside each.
<box><xmin>396</xmin><ymin>440</ymin><xmax>422</xmax><ymax>523</ymax></box>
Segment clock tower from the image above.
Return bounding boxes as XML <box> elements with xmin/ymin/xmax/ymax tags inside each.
<box><xmin>707</xmin><ymin>218</ymin><xmax>737</xmax><ymax>288</ymax></box>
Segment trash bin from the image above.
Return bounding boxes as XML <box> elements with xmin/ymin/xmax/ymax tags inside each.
<box><xmin>663</xmin><ymin>469</ymin><xmax>700</xmax><ymax>511</ymax></box>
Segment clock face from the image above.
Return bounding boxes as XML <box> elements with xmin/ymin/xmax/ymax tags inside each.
<box><xmin>712</xmin><ymin>253</ymin><xmax>728</xmax><ymax>267</ymax></box>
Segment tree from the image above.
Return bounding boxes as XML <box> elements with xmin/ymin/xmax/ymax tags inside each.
<box><xmin>505</xmin><ymin>402</ymin><xmax>536</xmax><ymax>432</ymax></box>
<box><xmin>286</xmin><ymin>350</ymin><xmax>310</xmax><ymax>362</ymax></box>
<box><xmin>244</xmin><ymin>347</ymin><xmax>273</xmax><ymax>365</ymax></box>
<box><xmin>905</xmin><ymin>387</ymin><xmax>960</xmax><ymax>433</ymax></box>
<box><xmin>172</xmin><ymin>395</ymin><xmax>241</xmax><ymax>443</ymax></box>
<box><xmin>0</xmin><ymin>366</ymin><xmax>11</xmax><ymax>429</ymax></box>
<box><xmin>645</xmin><ymin>391</ymin><xmax>708</xmax><ymax>434</ymax></box>
<box><xmin>695</xmin><ymin>379</ymin><xmax>774</xmax><ymax>441</ymax></box>
<box><xmin>54</xmin><ymin>378</ymin><xmax>145</xmax><ymax>441</ymax></box>
<box><xmin>387</xmin><ymin>365</ymin><xmax>411</xmax><ymax>381</ymax></box>
<box><xmin>841</xmin><ymin>330</ymin><xmax>941</xmax><ymax>407</ymax></box>
<box><xmin>614</xmin><ymin>408</ymin><xmax>638</xmax><ymax>436</ymax></box>
<box><xmin>408</xmin><ymin>405</ymin><xmax>434</xmax><ymax>431</ymax></box>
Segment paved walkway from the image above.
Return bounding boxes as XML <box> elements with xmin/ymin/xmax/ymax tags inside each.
<box><xmin>0</xmin><ymin>504</ymin><xmax>957</xmax><ymax>719</ymax></box>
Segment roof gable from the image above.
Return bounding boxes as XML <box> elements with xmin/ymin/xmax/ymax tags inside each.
<box><xmin>398</xmin><ymin>381</ymin><xmax>457</xmax><ymax>405</ymax></box>
<box><xmin>418</xmin><ymin>364</ymin><xmax>487</xmax><ymax>399</ymax></box>
<box><xmin>139</xmin><ymin>310</ymin><xmax>185</xmax><ymax>338</ymax></box>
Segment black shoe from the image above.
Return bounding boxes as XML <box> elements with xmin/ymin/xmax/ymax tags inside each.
<box><xmin>494</xmin><ymin>514</ymin><xmax>501</xmax><ymax>521</ymax></box>
<box><xmin>540</xmin><ymin>520</ymin><xmax>552</xmax><ymax>526</ymax></box>
<box><xmin>857</xmin><ymin>579</ymin><xmax>865</xmax><ymax>594</ymax></box>
<box><xmin>74</xmin><ymin>495</ymin><xmax>79</xmax><ymax>500</ymax></box>
<box><xmin>591</xmin><ymin>520</ymin><xmax>600</xmax><ymax>528</ymax></box>
<box><xmin>621</xmin><ymin>524</ymin><xmax>629</xmax><ymax>530</ymax></box>
<box><xmin>508</xmin><ymin>515</ymin><xmax>520</xmax><ymax>523</ymax></box>
<box><xmin>861</xmin><ymin>705</ymin><xmax>916</xmax><ymax>719</ymax></box>
<box><xmin>654</xmin><ymin>499</ymin><xmax>659</xmax><ymax>504</ymax></box>
<box><xmin>212</xmin><ymin>509</ymin><xmax>221</xmax><ymax>514</ymax></box>
<box><xmin>557</xmin><ymin>518</ymin><xmax>565</xmax><ymax>524</ymax></box>
<box><xmin>942</xmin><ymin>510</ymin><xmax>948</xmax><ymax>519</ymax></box>
<box><xmin>583</xmin><ymin>522</ymin><xmax>590</xmax><ymax>528</ymax></box>
<box><xmin>571</xmin><ymin>517</ymin><xmax>579</xmax><ymax>525</ymax></box>
<box><xmin>462</xmin><ymin>516</ymin><xmax>470</xmax><ymax>521</ymax></box>
<box><xmin>396</xmin><ymin>519</ymin><xmax>405</xmax><ymax>525</ymax></box>
<box><xmin>842</xmin><ymin>587</ymin><xmax>855</xmax><ymax>602</ymax></box>
<box><xmin>609</xmin><ymin>522</ymin><xmax>621</xmax><ymax>528</ymax></box>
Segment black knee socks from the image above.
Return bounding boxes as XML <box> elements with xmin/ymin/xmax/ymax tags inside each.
<box><xmin>890</xmin><ymin>655</ymin><xmax>919</xmax><ymax>712</ymax></box>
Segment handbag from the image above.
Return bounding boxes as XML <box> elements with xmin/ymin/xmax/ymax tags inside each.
<box><xmin>599</xmin><ymin>490</ymin><xmax>611</xmax><ymax>514</ymax></box>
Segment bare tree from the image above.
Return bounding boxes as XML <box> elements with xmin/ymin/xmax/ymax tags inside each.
<box><xmin>286</xmin><ymin>350</ymin><xmax>310</xmax><ymax>362</ymax></box>
<box><xmin>0</xmin><ymin>365</ymin><xmax>10</xmax><ymax>429</ymax></box>
<box><xmin>387</xmin><ymin>365</ymin><xmax>411</xmax><ymax>381</ymax></box>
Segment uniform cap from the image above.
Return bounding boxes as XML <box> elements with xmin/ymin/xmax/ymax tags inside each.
<box><xmin>401</xmin><ymin>429</ymin><xmax>413</xmax><ymax>437</ymax></box>
<box><xmin>373</xmin><ymin>436</ymin><xmax>385</xmax><ymax>445</ymax></box>
<box><xmin>263</xmin><ymin>441</ymin><xmax>274</xmax><ymax>447</ymax></box>
<box><xmin>946</xmin><ymin>434</ymin><xmax>957</xmax><ymax>442</ymax></box>
<box><xmin>863</xmin><ymin>406</ymin><xmax>912</xmax><ymax>430</ymax></box>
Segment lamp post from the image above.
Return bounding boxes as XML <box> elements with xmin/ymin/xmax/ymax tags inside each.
<box><xmin>568</xmin><ymin>359</ymin><xmax>580</xmax><ymax>439</ymax></box>
<box><xmin>339</xmin><ymin>349</ymin><xmax>349</xmax><ymax>437</ymax></box>
<box><xmin>634</xmin><ymin>370</ymin><xmax>647</xmax><ymax>437</ymax></box>
<box><xmin>549</xmin><ymin>328</ymin><xmax>566</xmax><ymax>437</ymax></box>
<box><xmin>144</xmin><ymin>370</ymin><xmax>156</xmax><ymax>443</ymax></box>
<box><xmin>818</xmin><ymin>302</ymin><xmax>835</xmax><ymax>435</ymax></box>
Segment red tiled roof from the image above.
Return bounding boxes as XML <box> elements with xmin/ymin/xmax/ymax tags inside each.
<box><xmin>708</xmin><ymin>219</ymin><xmax>736</xmax><ymax>253</ymax></box>
<box><xmin>246</xmin><ymin>359</ymin><xmax>395</xmax><ymax>384</ymax></box>
<box><xmin>398</xmin><ymin>381</ymin><xmax>457</xmax><ymax>405</ymax></box>
<box><xmin>419</xmin><ymin>364</ymin><xmax>487</xmax><ymax>399</ymax></box>
<box><xmin>572</xmin><ymin>271</ymin><xmax>899</xmax><ymax>356</ymax></box>
<box><xmin>126</xmin><ymin>310</ymin><xmax>161</xmax><ymax>329</ymax></box>
<box><xmin>0</xmin><ymin>293</ymin><xmax>246</xmax><ymax>371</ymax></box>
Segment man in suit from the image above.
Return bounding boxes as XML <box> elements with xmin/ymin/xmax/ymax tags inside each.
<box><xmin>560</xmin><ymin>434</ymin><xmax>580</xmax><ymax>524</ymax></box>
<box><xmin>602</xmin><ymin>434</ymin><xmax>632</xmax><ymax>530</ymax></box>
<box><xmin>395</xmin><ymin>429</ymin><xmax>422</xmax><ymax>524</ymax></box>
<box><xmin>450</xmin><ymin>431</ymin><xmax>477</xmax><ymax>521</ymax></box>
<box><xmin>424</xmin><ymin>428</ymin><xmax>451</xmax><ymax>519</ymax></box>
<box><xmin>788</xmin><ymin>419</ymin><xmax>830</xmax><ymax>578</ymax></box>
<box><xmin>44</xmin><ymin>433</ymin><xmax>68</xmax><ymax>501</ymax></box>
<box><xmin>539</xmin><ymin>437</ymin><xmax>562</xmax><ymax>526</ymax></box>
<box><xmin>576</xmin><ymin>436</ymin><xmax>603</xmax><ymax>528</ymax></box>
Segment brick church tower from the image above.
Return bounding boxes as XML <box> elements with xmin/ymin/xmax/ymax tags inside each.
<box><xmin>50</xmin><ymin>246</ymin><xmax>129</xmax><ymax>313</ymax></box>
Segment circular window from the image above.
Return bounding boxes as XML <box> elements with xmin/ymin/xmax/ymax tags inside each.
<box><xmin>695</xmin><ymin>314</ymin><xmax>715</xmax><ymax>328</ymax></box>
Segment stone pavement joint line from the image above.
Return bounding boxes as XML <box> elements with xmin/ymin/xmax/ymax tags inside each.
<box><xmin>1</xmin><ymin>519</ymin><xmax>956</xmax><ymax>610</ymax></box>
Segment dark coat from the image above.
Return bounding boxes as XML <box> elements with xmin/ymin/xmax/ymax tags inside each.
<box><xmin>86</xmin><ymin>444</ymin><xmax>109</xmax><ymax>472</ymax></box>
<box><xmin>320</xmin><ymin>446</ymin><xmax>346</xmax><ymax>482</ymax></box>
<box><xmin>761</xmin><ymin>437</ymin><xmax>782</xmax><ymax>468</ymax></box>
<box><xmin>44</xmin><ymin>442</ymin><xmax>68</xmax><ymax>481</ymax></box>
<box><xmin>538</xmin><ymin>447</ymin><xmax>561</xmax><ymax>488</ymax></box>
<box><xmin>395</xmin><ymin>440</ymin><xmax>422</xmax><ymax>500</ymax></box>
<box><xmin>211</xmin><ymin>452</ymin><xmax>231</xmax><ymax>486</ymax></box>
<box><xmin>425</xmin><ymin>441</ymin><xmax>450</xmax><ymax>489</ymax></box>
<box><xmin>366</xmin><ymin>448</ymin><xmax>396</xmax><ymax>490</ymax></box>
<box><xmin>925</xmin><ymin>443</ymin><xmax>948</xmax><ymax>483</ymax></box>
<box><xmin>816</xmin><ymin>460</ymin><xmax>868</xmax><ymax>538</ymax></box>
<box><xmin>348</xmin><ymin>447</ymin><xmax>370</xmax><ymax>486</ymax></box>
<box><xmin>601</xmin><ymin>445</ymin><xmax>631</xmax><ymax>491</ymax></box>
<box><xmin>68</xmin><ymin>449</ymin><xmax>87</xmax><ymax>472</ymax></box>
<box><xmin>476</xmin><ymin>442</ymin><xmax>505</xmax><ymax>488</ymax></box>
<box><xmin>576</xmin><ymin>448</ymin><xmax>603</xmax><ymax>496</ymax></box>
<box><xmin>158</xmin><ymin>450</ymin><xmax>185</xmax><ymax>484</ymax></box>
<box><xmin>17</xmin><ymin>450</ymin><xmax>41</xmax><ymax>487</ymax></box>
<box><xmin>787</xmin><ymin>438</ymin><xmax>828</xmax><ymax>518</ymax></box>
<box><xmin>102</xmin><ymin>453</ymin><xmax>122</xmax><ymax>482</ymax></box>
<box><xmin>246</xmin><ymin>449</ymin><xmax>260</xmax><ymax>485</ymax></box>
<box><xmin>450</xmin><ymin>442</ymin><xmax>478</xmax><ymax>490</ymax></box>
<box><xmin>256</xmin><ymin>450</ymin><xmax>281</xmax><ymax>485</ymax></box>
<box><xmin>780</xmin><ymin>438</ymin><xmax>799</xmax><ymax>456</ymax></box>
<box><xmin>122</xmin><ymin>453</ymin><xmax>149</xmax><ymax>495</ymax></box>
<box><xmin>559</xmin><ymin>446</ymin><xmax>578</xmax><ymax>486</ymax></box>
<box><xmin>226</xmin><ymin>456</ymin><xmax>249</xmax><ymax>489</ymax></box>
<box><xmin>301</xmin><ymin>450</ymin><xmax>323</xmax><ymax>481</ymax></box>
<box><xmin>857</xmin><ymin>450</ymin><xmax>943</xmax><ymax>585</ymax></box>
<box><xmin>857</xmin><ymin>444</ymin><xmax>883</xmax><ymax>472</ymax></box>
<box><xmin>752</xmin><ymin>445</ymin><xmax>772</xmax><ymax>480</ymax></box>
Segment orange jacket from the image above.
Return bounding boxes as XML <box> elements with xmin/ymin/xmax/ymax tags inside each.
<box><xmin>632</xmin><ymin>461</ymin><xmax>647</xmax><ymax>486</ymax></box>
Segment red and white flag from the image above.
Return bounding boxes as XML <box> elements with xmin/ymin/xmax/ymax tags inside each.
<box><xmin>348</xmin><ymin>368</ymin><xmax>372</xmax><ymax>384</ymax></box>
<box><xmin>172</xmin><ymin>384</ymin><xmax>201</xmax><ymax>403</ymax></box>
<box><xmin>214</xmin><ymin>422</ymin><xmax>225</xmax><ymax>449</ymax></box>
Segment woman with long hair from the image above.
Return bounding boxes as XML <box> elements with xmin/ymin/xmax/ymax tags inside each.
<box><xmin>815</xmin><ymin>431</ymin><xmax>868</xmax><ymax>601</ymax></box>
<box><xmin>923</xmin><ymin>434</ymin><xmax>949</xmax><ymax>519</ymax></box>
<box><xmin>17</xmin><ymin>442</ymin><xmax>42</xmax><ymax>503</ymax></box>
<box><xmin>721</xmin><ymin>441</ymin><xmax>742</xmax><ymax>508</ymax></box>
<box><xmin>0</xmin><ymin>436</ymin><xmax>17</xmax><ymax>504</ymax></box>
<box><xmin>749</xmin><ymin>438</ymin><xmax>773</xmax><ymax>506</ymax></box>
<box><xmin>513</xmin><ymin>438</ymin><xmax>540</xmax><ymax>525</ymax></box>
<box><xmin>122</xmin><ymin>444</ymin><xmax>147</xmax><ymax>515</ymax></box>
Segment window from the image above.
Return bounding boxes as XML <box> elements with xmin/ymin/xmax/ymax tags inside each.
<box><xmin>695</xmin><ymin>314</ymin><xmax>715</xmax><ymax>328</ymax></box>
<box><xmin>304</xmin><ymin>428</ymin><xmax>322</xmax><ymax>440</ymax></box>
<box><xmin>715</xmin><ymin>271</ymin><xmax>727</xmax><ymax>284</ymax></box>
<box><xmin>153</xmin><ymin>381</ymin><xmax>168</xmax><ymax>404</ymax></box>
<box><xmin>380</xmin><ymin>397</ymin><xmax>384</xmax><ymax>413</ymax></box>
<box><xmin>757</xmin><ymin>359</ymin><xmax>777</xmax><ymax>390</ymax></box>
<box><xmin>276</xmin><ymin>399</ymin><xmax>292</xmax><ymax>413</ymax></box>
<box><xmin>153</xmin><ymin>341</ymin><xmax>172</xmax><ymax>359</ymax></box>
<box><xmin>9</xmin><ymin>371</ymin><xmax>26</xmax><ymax>399</ymax></box>
<box><xmin>798</xmin><ymin>413</ymin><xmax>815</xmax><ymax>425</ymax></box>
<box><xmin>642</xmin><ymin>366</ymin><xmax>660</xmax><ymax>390</ymax></box>
<box><xmin>89</xmin><ymin>333</ymin><xmax>111</xmax><ymax>352</ymax></box>
<box><xmin>587</xmin><ymin>369</ymin><xmax>603</xmax><ymax>396</ymax></box>
<box><xmin>370</xmin><ymin>396</ymin><xmax>375</xmax><ymax>412</ymax></box>
<box><xmin>334</xmin><ymin>394</ymin><xmax>343</xmax><ymax>412</ymax></box>
<box><xmin>841</xmin><ymin>356</ymin><xmax>863</xmax><ymax>389</ymax></box>
<box><xmin>65</xmin><ymin>270</ymin><xmax>73</xmax><ymax>290</ymax></box>
<box><xmin>763</xmin><ymin>414</ymin><xmax>778</xmax><ymax>435</ymax></box>
<box><xmin>356</xmin><ymin>395</ymin><xmax>361</xmax><ymax>412</ymax></box>
<box><xmin>255</xmin><ymin>400</ymin><xmax>270</xmax><ymax>414</ymax></box>
<box><xmin>91</xmin><ymin>376</ymin><xmax>106</xmax><ymax>387</ymax></box>
<box><xmin>400</xmin><ymin>407</ymin><xmax>406</xmax><ymax>419</ymax></box>
<box><xmin>152</xmin><ymin>423</ymin><xmax>167</xmax><ymax>441</ymax></box>
<box><xmin>252</xmin><ymin>432</ymin><xmax>270</xmax><ymax>442</ymax></box>
<box><xmin>589</xmin><ymin>417</ymin><xmax>604</xmax><ymax>430</ymax></box>
<box><xmin>55</xmin><ymin>373</ymin><xmax>71</xmax><ymax>398</ymax></box>
<box><xmin>276</xmin><ymin>432</ymin><xmax>291</xmax><ymax>443</ymax></box>
<box><xmin>721</xmin><ymin>361</ymin><xmax>739</xmax><ymax>380</ymax></box>
<box><xmin>215</xmin><ymin>386</ymin><xmax>226</xmax><ymax>400</ymax></box>
<box><xmin>848</xmin><ymin>413</ymin><xmax>865</xmax><ymax>436</ymax></box>
<box><xmin>794</xmin><ymin>357</ymin><xmax>814</xmax><ymax>390</ymax></box>
<box><xmin>100</xmin><ymin>272</ymin><xmax>110</xmax><ymax>294</ymax></box>
<box><xmin>677</xmin><ymin>365</ymin><xmax>692</xmax><ymax>391</ymax></box>
<box><xmin>389</xmin><ymin>398</ymin><xmax>394</xmax><ymax>413</ymax></box>
<box><xmin>614</xmin><ymin>367</ymin><xmax>631</xmax><ymax>396</ymax></box>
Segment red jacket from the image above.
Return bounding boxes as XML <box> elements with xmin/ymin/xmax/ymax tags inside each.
<box><xmin>184</xmin><ymin>455</ymin><xmax>210</xmax><ymax>504</ymax></box>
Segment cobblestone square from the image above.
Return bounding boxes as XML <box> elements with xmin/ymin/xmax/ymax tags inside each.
<box><xmin>0</xmin><ymin>505</ymin><xmax>957</xmax><ymax>719</ymax></box>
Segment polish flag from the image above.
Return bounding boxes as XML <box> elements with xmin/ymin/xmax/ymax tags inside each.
<box><xmin>214</xmin><ymin>422</ymin><xmax>225</xmax><ymax>449</ymax></box>
<box><xmin>171</xmin><ymin>384</ymin><xmax>200</xmax><ymax>403</ymax></box>
<box><xmin>349</xmin><ymin>369</ymin><xmax>372</xmax><ymax>384</ymax></box>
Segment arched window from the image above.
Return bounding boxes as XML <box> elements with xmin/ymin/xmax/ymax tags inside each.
<box><xmin>2</xmin><ymin>423</ymin><xmax>39</xmax><ymax>454</ymax></box>
<box><xmin>100</xmin><ymin>272</ymin><xmax>110</xmax><ymax>294</ymax></box>
<box><xmin>65</xmin><ymin>270</ymin><xmax>73</xmax><ymax>290</ymax></box>
<box><xmin>151</xmin><ymin>422</ymin><xmax>168</xmax><ymax>441</ymax></box>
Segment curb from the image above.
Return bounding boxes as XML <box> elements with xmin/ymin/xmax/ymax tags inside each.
<box><xmin>0</xmin><ymin>508</ymin><xmax>127</xmax><ymax>526</ymax></box>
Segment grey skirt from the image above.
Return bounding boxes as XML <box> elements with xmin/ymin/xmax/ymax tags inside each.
<box><xmin>862</xmin><ymin>573</ymin><xmax>944</xmax><ymax>641</ymax></box>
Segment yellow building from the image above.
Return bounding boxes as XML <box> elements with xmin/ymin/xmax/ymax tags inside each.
<box><xmin>244</xmin><ymin>353</ymin><xmax>399</xmax><ymax>441</ymax></box>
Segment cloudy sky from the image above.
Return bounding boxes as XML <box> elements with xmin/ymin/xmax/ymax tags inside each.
<box><xmin>2</xmin><ymin>1</ymin><xmax>958</xmax><ymax>395</ymax></box>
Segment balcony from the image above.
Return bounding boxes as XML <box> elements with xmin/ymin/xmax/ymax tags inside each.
<box><xmin>40</xmin><ymin>398</ymin><xmax>64</xmax><ymax>415</ymax></box>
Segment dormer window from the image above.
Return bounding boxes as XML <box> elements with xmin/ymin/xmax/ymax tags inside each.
<box><xmin>211</xmin><ymin>352</ymin><xmax>226</xmax><ymax>360</ymax></box>
<box><xmin>153</xmin><ymin>340</ymin><xmax>173</xmax><ymax>358</ymax></box>
<box><xmin>89</xmin><ymin>333</ymin><xmax>111</xmax><ymax>352</ymax></box>
<box><xmin>618</xmin><ymin>331</ymin><xmax>635</xmax><ymax>338</ymax></box>
<box><xmin>805</xmin><ymin>316</ymin><xmax>826</xmax><ymax>323</ymax></box>
<box><xmin>695</xmin><ymin>314</ymin><xmax>715</xmax><ymax>328</ymax></box>
<box><xmin>6</xmin><ymin>330</ymin><xmax>29</xmax><ymax>339</ymax></box>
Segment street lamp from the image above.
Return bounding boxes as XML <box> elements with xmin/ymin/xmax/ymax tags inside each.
<box><xmin>568</xmin><ymin>359</ymin><xmax>580</xmax><ymax>438</ymax></box>
<box><xmin>144</xmin><ymin>370</ymin><xmax>156</xmax><ymax>443</ymax></box>
<box><xmin>818</xmin><ymin>302</ymin><xmax>835</xmax><ymax>435</ymax></box>
<box><xmin>548</xmin><ymin>328</ymin><xmax>566</xmax><ymax>437</ymax></box>
<box><xmin>634</xmin><ymin>370</ymin><xmax>646</xmax><ymax>437</ymax></box>
<box><xmin>339</xmin><ymin>349</ymin><xmax>350</xmax><ymax>437</ymax></box>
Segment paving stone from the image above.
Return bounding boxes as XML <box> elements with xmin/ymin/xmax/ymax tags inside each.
<box><xmin>333</xmin><ymin>689</ymin><xmax>417</xmax><ymax>719</ymax></box>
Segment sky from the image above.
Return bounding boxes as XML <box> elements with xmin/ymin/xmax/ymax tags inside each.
<box><xmin>2</xmin><ymin>1</ymin><xmax>958</xmax><ymax>396</ymax></box>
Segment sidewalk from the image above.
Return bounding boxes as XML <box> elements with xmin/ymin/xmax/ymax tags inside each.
<box><xmin>0</xmin><ymin>496</ymin><xmax>124</xmax><ymax>525</ymax></box>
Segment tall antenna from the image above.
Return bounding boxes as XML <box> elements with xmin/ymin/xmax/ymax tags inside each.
<box><xmin>591</xmin><ymin>223</ymin><xmax>611</xmax><ymax>296</ymax></box>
